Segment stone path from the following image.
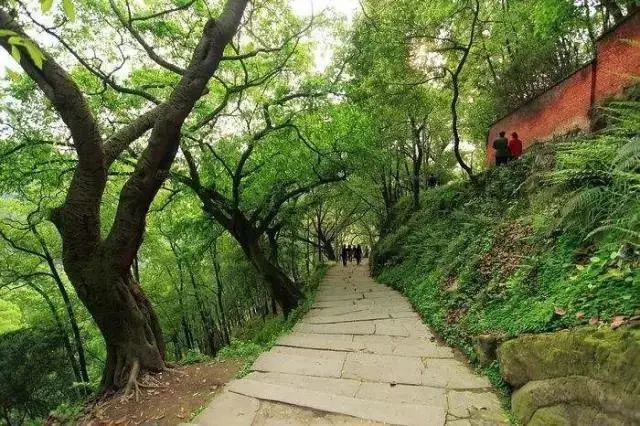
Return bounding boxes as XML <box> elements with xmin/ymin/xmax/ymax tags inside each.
<box><xmin>193</xmin><ymin>264</ymin><xmax>507</xmax><ymax>425</ymax></box>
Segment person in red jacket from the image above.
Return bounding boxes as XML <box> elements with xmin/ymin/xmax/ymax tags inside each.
<box><xmin>508</xmin><ymin>132</ymin><xmax>523</xmax><ymax>161</ymax></box>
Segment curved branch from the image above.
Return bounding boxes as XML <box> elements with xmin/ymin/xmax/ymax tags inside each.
<box><xmin>109</xmin><ymin>0</ymin><xmax>186</xmax><ymax>75</ymax></box>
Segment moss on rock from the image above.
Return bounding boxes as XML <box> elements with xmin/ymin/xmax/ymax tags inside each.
<box><xmin>498</xmin><ymin>327</ymin><xmax>640</xmax><ymax>424</ymax></box>
<box><xmin>498</xmin><ymin>327</ymin><xmax>640</xmax><ymax>393</ymax></box>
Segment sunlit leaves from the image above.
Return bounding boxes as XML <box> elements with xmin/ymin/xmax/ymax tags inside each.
<box><xmin>0</xmin><ymin>30</ymin><xmax>45</xmax><ymax>69</ymax></box>
<box><xmin>62</xmin><ymin>0</ymin><xmax>76</xmax><ymax>21</ymax></box>
<box><xmin>40</xmin><ymin>0</ymin><xmax>54</xmax><ymax>13</ymax></box>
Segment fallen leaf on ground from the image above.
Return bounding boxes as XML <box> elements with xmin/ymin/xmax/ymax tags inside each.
<box><xmin>589</xmin><ymin>316</ymin><xmax>599</xmax><ymax>326</ymax></box>
<box><xmin>575</xmin><ymin>311</ymin><xmax>585</xmax><ymax>319</ymax></box>
<box><xmin>554</xmin><ymin>307</ymin><xmax>567</xmax><ymax>316</ymax></box>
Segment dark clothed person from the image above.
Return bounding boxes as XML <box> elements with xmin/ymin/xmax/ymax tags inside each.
<box><xmin>347</xmin><ymin>245</ymin><xmax>354</xmax><ymax>263</ymax></box>
<box><xmin>355</xmin><ymin>245</ymin><xmax>363</xmax><ymax>265</ymax></box>
<box><xmin>508</xmin><ymin>132</ymin><xmax>523</xmax><ymax>160</ymax></box>
<box><xmin>493</xmin><ymin>132</ymin><xmax>509</xmax><ymax>166</ymax></box>
<box><xmin>340</xmin><ymin>245</ymin><xmax>348</xmax><ymax>267</ymax></box>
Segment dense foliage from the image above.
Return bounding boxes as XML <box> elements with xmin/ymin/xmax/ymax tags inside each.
<box><xmin>1</xmin><ymin>0</ymin><xmax>638</xmax><ymax>423</ymax></box>
<box><xmin>374</xmin><ymin>102</ymin><xmax>640</xmax><ymax>359</ymax></box>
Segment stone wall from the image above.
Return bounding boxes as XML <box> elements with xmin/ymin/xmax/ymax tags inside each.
<box><xmin>487</xmin><ymin>11</ymin><xmax>640</xmax><ymax>165</ymax></box>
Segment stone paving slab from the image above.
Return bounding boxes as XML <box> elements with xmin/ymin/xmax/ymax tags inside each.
<box><xmin>195</xmin><ymin>391</ymin><xmax>260</xmax><ymax>426</ymax></box>
<box><xmin>277</xmin><ymin>332</ymin><xmax>356</xmax><ymax>352</ymax></box>
<box><xmin>294</xmin><ymin>321</ymin><xmax>375</xmax><ymax>335</ymax></box>
<box><xmin>422</xmin><ymin>359</ymin><xmax>492</xmax><ymax>389</ymax></box>
<box><xmin>252</xmin><ymin>351</ymin><xmax>345</xmax><ymax>378</ymax></box>
<box><xmin>447</xmin><ymin>390</ymin><xmax>505</xmax><ymax>422</ymax></box>
<box><xmin>228</xmin><ymin>379</ymin><xmax>447</xmax><ymax>426</ymax></box>
<box><xmin>195</xmin><ymin>264</ymin><xmax>506</xmax><ymax>426</ymax></box>
<box><xmin>277</xmin><ymin>332</ymin><xmax>454</xmax><ymax>359</ymax></box>
<box><xmin>342</xmin><ymin>352</ymin><xmax>424</xmax><ymax>385</ymax></box>
<box><xmin>356</xmin><ymin>382</ymin><xmax>446</xmax><ymax>406</ymax></box>
<box><xmin>301</xmin><ymin>311</ymin><xmax>391</xmax><ymax>324</ymax></box>
<box><xmin>252</xmin><ymin>401</ymin><xmax>383</xmax><ymax>425</ymax></box>
<box><xmin>270</xmin><ymin>345</ymin><xmax>348</xmax><ymax>360</ymax></box>
<box><xmin>244</xmin><ymin>371</ymin><xmax>360</xmax><ymax>397</ymax></box>
<box><xmin>392</xmin><ymin>337</ymin><xmax>455</xmax><ymax>358</ymax></box>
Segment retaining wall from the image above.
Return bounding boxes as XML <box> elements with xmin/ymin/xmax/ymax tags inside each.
<box><xmin>487</xmin><ymin>11</ymin><xmax>640</xmax><ymax>164</ymax></box>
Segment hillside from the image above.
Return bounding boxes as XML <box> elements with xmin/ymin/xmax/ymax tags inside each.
<box><xmin>372</xmin><ymin>103</ymin><xmax>640</xmax><ymax>396</ymax></box>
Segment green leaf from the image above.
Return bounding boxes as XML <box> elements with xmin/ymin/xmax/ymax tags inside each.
<box><xmin>6</xmin><ymin>70</ymin><xmax>22</xmax><ymax>81</ymax></box>
<box><xmin>62</xmin><ymin>0</ymin><xmax>76</xmax><ymax>21</ymax></box>
<box><xmin>10</xmin><ymin>44</ymin><xmax>21</xmax><ymax>63</ymax></box>
<box><xmin>40</xmin><ymin>0</ymin><xmax>54</xmax><ymax>13</ymax></box>
<box><xmin>0</xmin><ymin>30</ymin><xmax>17</xmax><ymax>38</ymax></box>
<box><xmin>23</xmin><ymin>41</ymin><xmax>44</xmax><ymax>69</ymax></box>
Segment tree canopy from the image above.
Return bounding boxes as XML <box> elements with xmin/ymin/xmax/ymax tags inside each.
<box><xmin>0</xmin><ymin>0</ymin><xmax>638</xmax><ymax>423</ymax></box>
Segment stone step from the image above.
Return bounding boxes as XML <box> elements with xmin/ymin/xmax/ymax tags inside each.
<box><xmin>252</xmin><ymin>350</ymin><xmax>345</xmax><ymax>378</ymax></box>
<box><xmin>244</xmin><ymin>371</ymin><xmax>360</xmax><ymax>397</ymax></box>
<box><xmin>245</xmin><ymin>371</ymin><xmax>449</xmax><ymax>407</ymax></box>
<box><xmin>294</xmin><ymin>321</ymin><xmax>375</xmax><ymax>335</ymax></box>
<box><xmin>277</xmin><ymin>332</ymin><xmax>454</xmax><ymax>358</ymax></box>
<box><xmin>193</xmin><ymin>392</ymin><xmax>260</xmax><ymax>426</ymax></box>
<box><xmin>301</xmin><ymin>311</ymin><xmax>392</xmax><ymax>324</ymax></box>
<box><xmin>342</xmin><ymin>352</ymin><xmax>424</xmax><ymax>385</ymax></box>
<box><xmin>228</xmin><ymin>379</ymin><xmax>447</xmax><ymax>426</ymax></box>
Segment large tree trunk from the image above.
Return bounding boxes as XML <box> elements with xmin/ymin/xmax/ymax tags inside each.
<box><xmin>242</xmin><ymin>239</ymin><xmax>303</xmax><ymax>317</ymax></box>
<box><xmin>70</xmin><ymin>265</ymin><xmax>165</xmax><ymax>392</ymax></box>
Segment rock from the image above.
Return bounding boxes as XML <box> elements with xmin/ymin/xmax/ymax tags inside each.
<box><xmin>497</xmin><ymin>327</ymin><xmax>640</xmax><ymax>391</ymax></box>
<box><xmin>529</xmin><ymin>405</ymin><xmax>625</xmax><ymax>426</ymax></box>
<box><xmin>497</xmin><ymin>327</ymin><xmax>640</xmax><ymax>425</ymax></box>
<box><xmin>471</xmin><ymin>333</ymin><xmax>505</xmax><ymax>367</ymax></box>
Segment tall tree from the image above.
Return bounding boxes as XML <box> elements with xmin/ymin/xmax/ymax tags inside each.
<box><xmin>0</xmin><ymin>0</ymin><xmax>248</xmax><ymax>392</ymax></box>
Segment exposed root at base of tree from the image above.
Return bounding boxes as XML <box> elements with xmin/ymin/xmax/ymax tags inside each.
<box><xmin>120</xmin><ymin>360</ymin><xmax>171</xmax><ymax>402</ymax></box>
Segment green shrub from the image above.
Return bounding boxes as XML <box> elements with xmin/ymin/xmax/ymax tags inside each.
<box><xmin>180</xmin><ymin>349</ymin><xmax>211</xmax><ymax>365</ymax></box>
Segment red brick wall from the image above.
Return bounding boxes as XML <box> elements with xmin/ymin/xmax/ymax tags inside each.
<box><xmin>594</xmin><ymin>11</ymin><xmax>640</xmax><ymax>101</ymax></box>
<box><xmin>486</xmin><ymin>11</ymin><xmax>640</xmax><ymax>165</ymax></box>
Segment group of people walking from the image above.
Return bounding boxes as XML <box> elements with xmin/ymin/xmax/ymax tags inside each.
<box><xmin>341</xmin><ymin>244</ymin><xmax>364</xmax><ymax>266</ymax></box>
<box><xmin>492</xmin><ymin>131</ymin><xmax>523</xmax><ymax>166</ymax></box>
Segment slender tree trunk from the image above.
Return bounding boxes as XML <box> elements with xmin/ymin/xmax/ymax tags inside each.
<box><xmin>33</xmin><ymin>226</ymin><xmax>91</xmax><ymax>383</ymax></box>
<box><xmin>31</xmin><ymin>284</ymin><xmax>84</xmax><ymax>385</ymax></box>
<box><xmin>172</xmin><ymin>332</ymin><xmax>183</xmax><ymax>360</ymax></box>
<box><xmin>188</xmin><ymin>268</ymin><xmax>219</xmax><ymax>356</ymax></box>
<box><xmin>50</xmin><ymin>272</ymin><xmax>89</xmax><ymax>383</ymax></box>
<box><xmin>211</xmin><ymin>243</ymin><xmax>230</xmax><ymax>345</ymax></box>
<box><xmin>306</xmin><ymin>218</ymin><xmax>311</xmax><ymax>274</ymax></box>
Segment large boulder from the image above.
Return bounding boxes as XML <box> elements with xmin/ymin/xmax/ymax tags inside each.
<box><xmin>497</xmin><ymin>327</ymin><xmax>640</xmax><ymax>425</ymax></box>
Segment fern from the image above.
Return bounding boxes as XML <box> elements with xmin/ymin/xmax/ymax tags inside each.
<box><xmin>548</xmin><ymin>101</ymin><xmax>640</xmax><ymax>244</ymax></box>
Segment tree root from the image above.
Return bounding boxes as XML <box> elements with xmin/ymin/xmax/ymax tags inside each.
<box><xmin>122</xmin><ymin>359</ymin><xmax>142</xmax><ymax>402</ymax></box>
<box><xmin>120</xmin><ymin>360</ymin><xmax>179</xmax><ymax>402</ymax></box>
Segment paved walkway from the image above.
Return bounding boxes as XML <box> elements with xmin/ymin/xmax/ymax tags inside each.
<box><xmin>193</xmin><ymin>264</ymin><xmax>507</xmax><ymax>425</ymax></box>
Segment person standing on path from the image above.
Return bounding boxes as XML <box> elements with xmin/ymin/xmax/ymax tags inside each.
<box><xmin>340</xmin><ymin>244</ymin><xmax>348</xmax><ymax>267</ymax></box>
<box><xmin>354</xmin><ymin>244</ymin><xmax>363</xmax><ymax>265</ymax></box>
<box><xmin>347</xmin><ymin>245</ymin><xmax>353</xmax><ymax>263</ymax></box>
<box><xmin>508</xmin><ymin>132</ymin><xmax>523</xmax><ymax>161</ymax></box>
<box><xmin>492</xmin><ymin>131</ymin><xmax>509</xmax><ymax>166</ymax></box>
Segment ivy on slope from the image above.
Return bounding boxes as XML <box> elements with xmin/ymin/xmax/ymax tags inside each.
<box><xmin>373</xmin><ymin>108</ymin><xmax>640</xmax><ymax>361</ymax></box>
